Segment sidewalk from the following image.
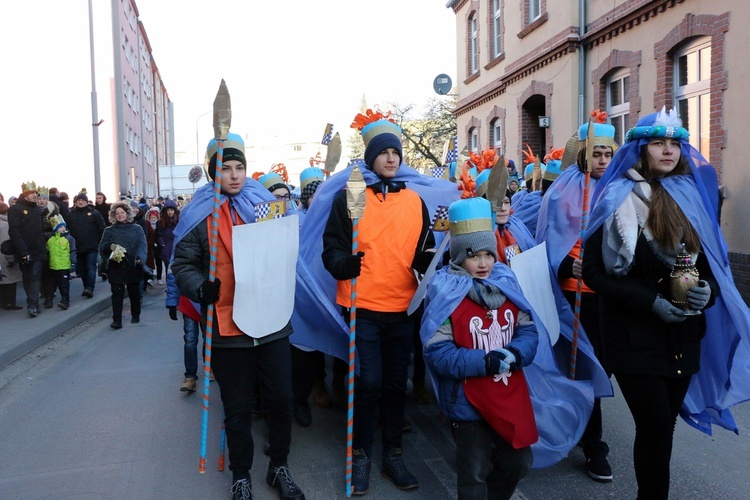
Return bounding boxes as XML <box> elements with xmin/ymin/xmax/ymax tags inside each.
<box><xmin>0</xmin><ymin>276</ymin><xmax>163</xmax><ymax>370</ymax></box>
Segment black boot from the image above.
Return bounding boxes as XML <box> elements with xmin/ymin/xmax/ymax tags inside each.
<box><xmin>266</xmin><ymin>462</ymin><xmax>305</xmax><ymax>499</ymax></box>
<box><xmin>230</xmin><ymin>476</ymin><xmax>253</xmax><ymax>500</ymax></box>
<box><xmin>381</xmin><ymin>448</ymin><xmax>418</xmax><ymax>490</ymax></box>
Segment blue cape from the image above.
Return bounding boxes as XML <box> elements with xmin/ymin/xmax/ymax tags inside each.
<box><xmin>536</xmin><ymin>166</ymin><xmax>600</xmax><ymax>276</ymax></box>
<box><xmin>289</xmin><ymin>160</ymin><xmax>461</xmax><ymax>361</ymax></box>
<box><xmin>421</xmin><ymin>264</ymin><xmax>598</xmax><ymax>468</ymax></box>
<box><xmin>511</xmin><ymin>190</ymin><xmax>542</xmax><ymax>236</ymax></box>
<box><xmin>585</xmin><ymin>141</ymin><xmax>750</xmax><ymax>435</ymax></box>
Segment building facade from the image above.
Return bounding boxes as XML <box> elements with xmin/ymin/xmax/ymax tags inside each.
<box><xmin>109</xmin><ymin>0</ymin><xmax>173</xmax><ymax>199</ymax></box>
<box><xmin>447</xmin><ymin>0</ymin><xmax>750</xmax><ymax>301</ymax></box>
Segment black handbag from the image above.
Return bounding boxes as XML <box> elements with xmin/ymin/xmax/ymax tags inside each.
<box><xmin>0</xmin><ymin>239</ymin><xmax>15</xmax><ymax>256</ymax></box>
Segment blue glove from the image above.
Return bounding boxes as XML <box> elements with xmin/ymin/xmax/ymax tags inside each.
<box><xmin>485</xmin><ymin>348</ymin><xmax>517</xmax><ymax>375</ymax></box>
<box><xmin>652</xmin><ymin>296</ymin><xmax>687</xmax><ymax>323</ymax></box>
<box><xmin>686</xmin><ymin>280</ymin><xmax>711</xmax><ymax>311</ymax></box>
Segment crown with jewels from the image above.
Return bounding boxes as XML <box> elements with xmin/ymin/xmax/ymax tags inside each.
<box><xmin>21</xmin><ymin>181</ymin><xmax>37</xmax><ymax>193</ymax></box>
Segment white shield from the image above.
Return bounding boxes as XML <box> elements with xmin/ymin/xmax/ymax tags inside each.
<box><xmin>232</xmin><ymin>214</ymin><xmax>299</xmax><ymax>338</ymax></box>
<box><xmin>509</xmin><ymin>243</ymin><xmax>560</xmax><ymax>345</ymax></box>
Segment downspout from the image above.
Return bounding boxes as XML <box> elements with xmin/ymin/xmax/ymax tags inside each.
<box><xmin>578</xmin><ymin>0</ymin><xmax>586</xmax><ymax>125</ymax></box>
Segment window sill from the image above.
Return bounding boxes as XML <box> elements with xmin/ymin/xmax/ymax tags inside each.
<box><xmin>484</xmin><ymin>53</ymin><xmax>505</xmax><ymax>70</ymax></box>
<box><xmin>517</xmin><ymin>12</ymin><xmax>548</xmax><ymax>39</ymax></box>
<box><xmin>464</xmin><ymin>71</ymin><xmax>481</xmax><ymax>85</ymax></box>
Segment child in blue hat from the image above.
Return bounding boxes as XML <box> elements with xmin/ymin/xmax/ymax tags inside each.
<box><xmin>421</xmin><ymin>197</ymin><xmax>539</xmax><ymax>499</ymax></box>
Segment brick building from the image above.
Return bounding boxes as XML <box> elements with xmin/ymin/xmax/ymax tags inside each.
<box><xmin>446</xmin><ymin>0</ymin><xmax>750</xmax><ymax>302</ymax></box>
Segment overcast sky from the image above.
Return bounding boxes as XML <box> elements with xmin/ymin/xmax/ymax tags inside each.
<box><xmin>0</xmin><ymin>0</ymin><xmax>455</xmax><ymax>199</ymax></box>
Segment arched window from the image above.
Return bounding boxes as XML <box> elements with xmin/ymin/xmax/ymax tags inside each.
<box><xmin>606</xmin><ymin>68</ymin><xmax>631</xmax><ymax>145</ymax></box>
<box><xmin>674</xmin><ymin>37</ymin><xmax>711</xmax><ymax>157</ymax></box>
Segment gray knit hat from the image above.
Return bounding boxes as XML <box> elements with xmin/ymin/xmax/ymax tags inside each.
<box><xmin>448</xmin><ymin>197</ymin><xmax>498</xmax><ymax>266</ymax></box>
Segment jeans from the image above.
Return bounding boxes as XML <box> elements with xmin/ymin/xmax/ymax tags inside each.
<box><xmin>212</xmin><ymin>337</ymin><xmax>293</xmax><ymax>472</ymax></box>
<box><xmin>452</xmin><ymin>420</ymin><xmax>533</xmax><ymax>500</ymax></box>
<box><xmin>183</xmin><ymin>315</ymin><xmax>204</xmax><ymax>379</ymax></box>
<box><xmin>77</xmin><ymin>251</ymin><xmax>98</xmax><ymax>292</ymax></box>
<box><xmin>21</xmin><ymin>259</ymin><xmax>43</xmax><ymax>310</ymax></box>
<box><xmin>615</xmin><ymin>373</ymin><xmax>691</xmax><ymax>500</ymax></box>
<box><xmin>349</xmin><ymin>316</ymin><xmax>413</xmax><ymax>457</ymax></box>
<box><xmin>110</xmin><ymin>281</ymin><xmax>141</xmax><ymax>322</ymax></box>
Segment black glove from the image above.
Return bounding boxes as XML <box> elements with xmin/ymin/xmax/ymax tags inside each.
<box><xmin>201</xmin><ymin>278</ymin><xmax>221</xmax><ymax>304</ymax></box>
<box><xmin>652</xmin><ymin>296</ymin><xmax>687</xmax><ymax>323</ymax></box>
<box><xmin>168</xmin><ymin>306</ymin><xmax>178</xmax><ymax>321</ymax></box>
<box><xmin>340</xmin><ymin>252</ymin><xmax>365</xmax><ymax>280</ymax></box>
<box><xmin>485</xmin><ymin>348</ymin><xmax>517</xmax><ymax>376</ymax></box>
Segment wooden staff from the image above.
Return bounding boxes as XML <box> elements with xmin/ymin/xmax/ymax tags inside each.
<box><xmin>199</xmin><ymin>79</ymin><xmax>231</xmax><ymax>473</ymax></box>
<box><xmin>344</xmin><ymin>165</ymin><xmax>366</xmax><ymax>496</ymax></box>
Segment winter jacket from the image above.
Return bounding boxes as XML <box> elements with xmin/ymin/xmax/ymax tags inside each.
<box><xmin>46</xmin><ymin>232</ymin><xmax>77</xmax><ymax>271</ymax></box>
<box><xmin>8</xmin><ymin>197</ymin><xmax>47</xmax><ymax>261</ymax></box>
<box><xmin>583</xmin><ymin>226</ymin><xmax>718</xmax><ymax>377</ymax></box>
<box><xmin>0</xmin><ymin>214</ymin><xmax>22</xmax><ymax>284</ymax></box>
<box><xmin>99</xmin><ymin>222</ymin><xmax>147</xmax><ymax>284</ymax></box>
<box><xmin>67</xmin><ymin>205</ymin><xmax>105</xmax><ymax>253</ymax></box>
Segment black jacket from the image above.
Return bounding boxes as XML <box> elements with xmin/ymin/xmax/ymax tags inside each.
<box><xmin>67</xmin><ymin>205</ymin><xmax>106</xmax><ymax>253</ymax></box>
<box><xmin>98</xmin><ymin>223</ymin><xmax>147</xmax><ymax>284</ymax></box>
<box><xmin>583</xmin><ymin>226</ymin><xmax>718</xmax><ymax>377</ymax></box>
<box><xmin>8</xmin><ymin>197</ymin><xmax>47</xmax><ymax>261</ymax></box>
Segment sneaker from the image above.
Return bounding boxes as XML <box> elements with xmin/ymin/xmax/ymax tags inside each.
<box><xmin>82</xmin><ymin>288</ymin><xmax>94</xmax><ymax>298</ymax></box>
<box><xmin>585</xmin><ymin>456</ymin><xmax>613</xmax><ymax>482</ymax></box>
<box><xmin>58</xmin><ymin>301</ymin><xmax>69</xmax><ymax>310</ymax></box>
<box><xmin>230</xmin><ymin>477</ymin><xmax>253</xmax><ymax>500</ymax></box>
<box><xmin>293</xmin><ymin>401</ymin><xmax>312</xmax><ymax>427</ymax></box>
<box><xmin>312</xmin><ymin>378</ymin><xmax>332</xmax><ymax>408</ymax></box>
<box><xmin>402</xmin><ymin>417</ymin><xmax>414</xmax><ymax>433</ymax></box>
<box><xmin>157</xmin><ymin>279</ymin><xmax>163</xmax><ymax>285</ymax></box>
<box><xmin>146</xmin><ymin>279</ymin><xmax>154</xmax><ymax>287</ymax></box>
<box><xmin>352</xmin><ymin>449</ymin><xmax>371</xmax><ymax>495</ymax></box>
<box><xmin>208</xmin><ymin>369</ymin><xmax>215</xmax><ymax>382</ymax></box>
<box><xmin>412</xmin><ymin>378</ymin><xmax>433</xmax><ymax>404</ymax></box>
<box><xmin>180</xmin><ymin>377</ymin><xmax>197</xmax><ymax>392</ymax></box>
<box><xmin>131</xmin><ymin>316</ymin><xmax>140</xmax><ymax>324</ymax></box>
<box><xmin>265</xmin><ymin>462</ymin><xmax>305</xmax><ymax>500</ymax></box>
<box><xmin>110</xmin><ymin>321</ymin><xmax>122</xmax><ymax>329</ymax></box>
<box><xmin>28</xmin><ymin>308</ymin><xmax>38</xmax><ymax>318</ymax></box>
<box><xmin>381</xmin><ymin>448</ymin><xmax>418</xmax><ymax>490</ymax></box>
<box><xmin>43</xmin><ymin>298</ymin><xmax>53</xmax><ymax>309</ymax></box>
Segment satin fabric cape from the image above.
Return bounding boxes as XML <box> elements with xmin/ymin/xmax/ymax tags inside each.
<box><xmin>503</xmin><ymin>215</ymin><xmax>612</xmax><ymax>399</ymax></box>
<box><xmin>585</xmin><ymin>140</ymin><xmax>750</xmax><ymax>435</ymax></box>
<box><xmin>421</xmin><ymin>264</ymin><xmax>598</xmax><ymax>468</ymax></box>
<box><xmin>290</xmin><ymin>160</ymin><xmax>461</xmax><ymax>362</ymax></box>
<box><xmin>536</xmin><ymin>166</ymin><xmax>600</xmax><ymax>276</ymax></box>
<box><xmin>511</xmin><ymin>190</ymin><xmax>542</xmax><ymax>236</ymax></box>
<box><xmin>172</xmin><ymin>178</ymin><xmax>275</xmax><ymax>251</ymax></box>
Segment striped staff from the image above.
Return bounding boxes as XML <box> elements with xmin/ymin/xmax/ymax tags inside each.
<box><xmin>344</xmin><ymin>164</ymin><xmax>366</xmax><ymax>496</ymax></box>
<box><xmin>570</xmin><ymin>115</ymin><xmax>596</xmax><ymax>380</ymax></box>
<box><xmin>199</xmin><ymin>79</ymin><xmax>232</xmax><ymax>473</ymax></box>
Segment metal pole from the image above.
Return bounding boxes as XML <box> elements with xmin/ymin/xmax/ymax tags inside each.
<box><xmin>88</xmin><ymin>0</ymin><xmax>102</xmax><ymax>193</ymax></box>
<box><xmin>195</xmin><ymin>110</ymin><xmax>212</xmax><ymax>164</ymax></box>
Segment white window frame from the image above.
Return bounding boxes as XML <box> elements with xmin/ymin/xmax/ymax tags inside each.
<box><xmin>492</xmin><ymin>0</ymin><xmax>502</xmax><ymax>58</ymax></box>
<box><xmin>606</xmin><ymin>68</ymin><xmax>631</xmax><ymax>146</ymax></box>
<box><xmin>528</xmin><ymin>0</ymin><xmax>541</xmax><ymax>23</ymax></box>
<box><xmin>470</xmin><ymin>15</ymin><xmax>478</xmax><ymax>74</ymax></box>
<box><xmin>673</xmin><ymin>37</ymin><xmax>711</xmax><ymax>157</ymax></box>
<box><xmin>492</xmin><ymin>119</ymin><xmax>502</xmax><ymax>153</ymax></box>
<box><xmin>470</xmin><ymin>128</ymin><xmax>479</xmax><ymax>153</ymax></box>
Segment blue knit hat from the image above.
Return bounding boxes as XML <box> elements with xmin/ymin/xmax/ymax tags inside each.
<box><xmin>448</xmin><ymin>197</ymin><xmax>498</xmax><ymax>266</ymax></box>
<box><xmin>206</xmin><ymin>132</ymin><xmax>247</xmax><ymax>180</ymax></box>
<box><xmin>362</xmin><ymin>120</ymin><xmax>403</xmax><ymax>169</ymax></box>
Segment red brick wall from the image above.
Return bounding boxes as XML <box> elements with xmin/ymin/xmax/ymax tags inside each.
<box><xmin>591</xmin><ymin>50</ymin><xmax>643</xmax><ymax>130</ymax></box>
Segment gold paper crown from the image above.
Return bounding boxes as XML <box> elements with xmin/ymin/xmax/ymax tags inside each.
<box><xmin>21</xmin><ymin>181</ymin><xmax>37</xmax><ymax>193</ymax></box>
<box><xmin>49</xmin><ymin>214</ymin><xmax>65</xmax><ymax>229</ymax></box>
<box><xmin>37</xmin><ymin>186</ymin><xmax>49</xmax><ymax>198</ymax></box>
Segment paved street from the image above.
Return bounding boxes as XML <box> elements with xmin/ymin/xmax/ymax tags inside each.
<box><xmin>1</xmin><ymin>280</ymin><xmax>749</xmax><ymax>499</ymax></box>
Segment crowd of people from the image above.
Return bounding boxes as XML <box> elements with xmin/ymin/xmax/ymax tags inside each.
<box><xmin>3</xmin><ymin>103</ymin><xmax>749</xmax><ymax>500</ymax></box>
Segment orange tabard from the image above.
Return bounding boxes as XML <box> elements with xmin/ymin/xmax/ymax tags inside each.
<box><xmin>210</xmin><ymin>201</ymin><xmax>246</xmax><ymax>336</ymax></box>
<box><xmin>560</xmin><ymin>239</ymin><xmax>593</xmax><ymax>294</ymax></box>
<box><xmin>336</xmin><ymin>188</ymin><xmax>423</xmax><ymax>312</ymax></box>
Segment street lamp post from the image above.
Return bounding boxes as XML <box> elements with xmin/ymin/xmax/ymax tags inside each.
<box><xmin>195</xmin><ymin>110</ymin><xmax>212</xmax><ymax>164</ymax></box>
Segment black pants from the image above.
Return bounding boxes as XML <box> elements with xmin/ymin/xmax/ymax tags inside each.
<box><xmin>616</xmin><ymin>373</ymin><xmax>691</xmax><ymax>500</ymax></box>
<box><xmin>563</xmin><ymin>290</ymin><xmax>609</xmax><ymax>459</ymax></box>
<box><xmin>212</xmin><ymin>337</ymin><xmax>293</xmax><ymax>473</ymax></box>
<box><xmin>291</xmin><ymin>346</ymin><xmax>324</xmax><ymax>404</ymax></box>
<box><xmin>452</xmin><ymin>419</ymin><xmax>533</xmax><ymax>500</ymax></box>
<box><xmin>110</xmin><ymin>281</ymin><xmax>141</xmax><ymax>322</ymax></box>
<box><xmin>49</xmin><ymin>269</ymin><xmax>70</xmax><ymax>303</ymax></box>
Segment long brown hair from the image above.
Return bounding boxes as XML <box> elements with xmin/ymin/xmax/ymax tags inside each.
<box><xmin>636</xmin><ymin>148</ymin><xmax>700</xmax><ymax>253</ymax></box>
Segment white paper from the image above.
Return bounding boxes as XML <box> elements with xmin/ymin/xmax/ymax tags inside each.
<box><xmin>232</xmin><ymin>214</ymin><xmax>299</xmax><ymax>338</ymax></box>
<box><xmin>509</xmin><ymin>243</ymin><xmax>560</xmax><ymax>345</ymax></box>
